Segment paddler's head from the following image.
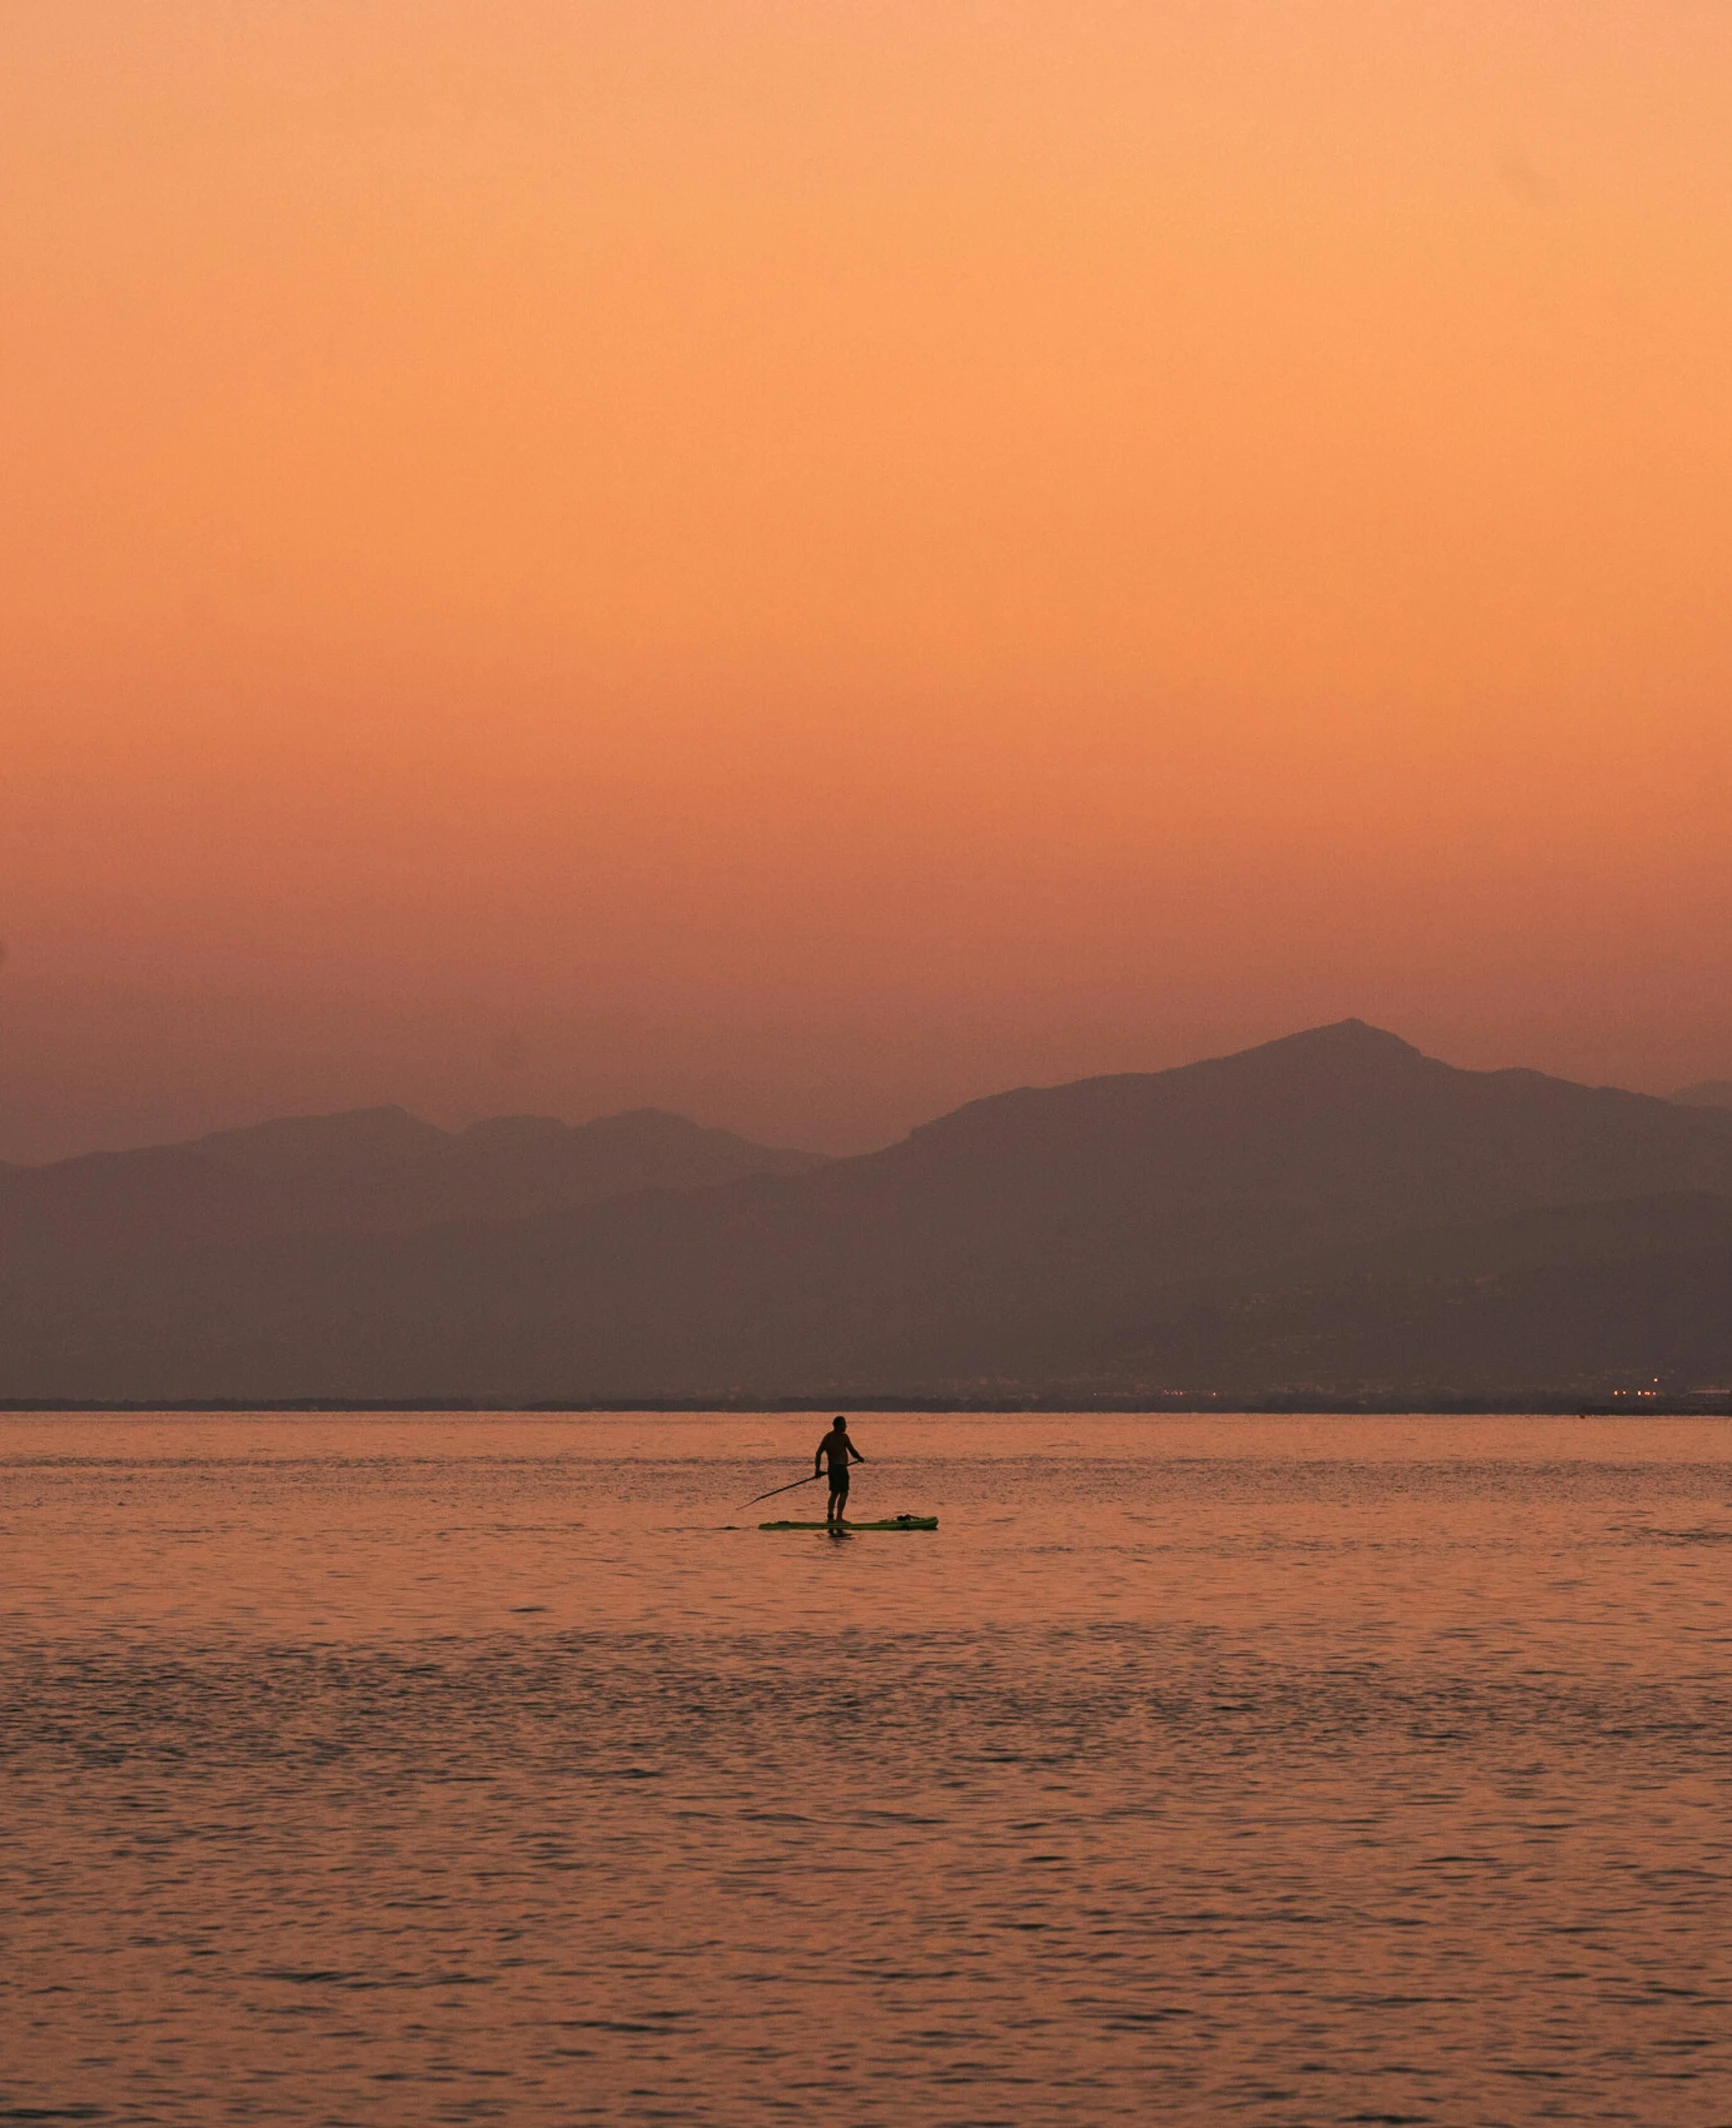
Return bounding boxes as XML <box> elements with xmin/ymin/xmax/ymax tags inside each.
<box><xmin>832</xmin><ymin>1416</ymin><xmax>848</xmax><ymax>1433</ymax></box>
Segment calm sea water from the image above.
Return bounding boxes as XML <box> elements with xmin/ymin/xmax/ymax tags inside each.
<box><xmin>3</xmin><ymin>1412</ymin><xmax>1730</xmax><ymax>2125</ymax></box>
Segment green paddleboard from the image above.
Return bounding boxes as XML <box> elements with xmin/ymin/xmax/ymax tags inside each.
<box><xmin>759</xmin><ymin>1515</ymin><xmax>938</xmax><ymax>1532</ymax></box>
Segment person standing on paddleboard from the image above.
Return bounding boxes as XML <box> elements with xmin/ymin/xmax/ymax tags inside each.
<box><xmin>816</xmin><ymin>1416</ymin><xmax>864</xmax><ymax>1526</ymax></box>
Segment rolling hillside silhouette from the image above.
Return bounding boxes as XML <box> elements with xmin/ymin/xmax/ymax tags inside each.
<box><xmin>0</xmin><ymin>1106</ymin><xmax>826</xmax><ymax>1276</ymax></box>
<box><xmin>4</xmin><ymin>1021</ymin><xmax>1730</xmax><ymax>1401</ymax></box>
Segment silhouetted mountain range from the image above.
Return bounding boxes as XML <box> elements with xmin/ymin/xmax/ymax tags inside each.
<box><xmin>4</xmin><ymin>1021</ymin><xmax>1730</xmax><ymax>1403</ymax></box>
<box><xmin>0</xmin><ymin>1106</ymin><xmax>826</xmax><ymax>1276</ymax></box>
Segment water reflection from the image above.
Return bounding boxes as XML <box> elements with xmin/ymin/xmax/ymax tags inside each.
<box><xmin>2</xmin><ymin>1414</ymin><xmax>1729</xmax><ymax>2123</ymax></box>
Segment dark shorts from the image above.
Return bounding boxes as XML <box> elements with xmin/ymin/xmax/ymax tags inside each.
<box><xmin>827</xmin><ymin>1467</ymin><xmax>850</xmax><ymax>1495</ymax></box>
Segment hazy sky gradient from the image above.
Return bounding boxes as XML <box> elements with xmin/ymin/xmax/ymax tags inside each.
<box><xmin>3</xmin><ymin>2</ymin><xmax>1730</xmax><ymax>1159</ymax></box>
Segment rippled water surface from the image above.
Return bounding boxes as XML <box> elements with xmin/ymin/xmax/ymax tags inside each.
<box><xmin>3</xmin><ymin>1412</ymin><xmax>1731</xmax><ymax>2125</ymax></box>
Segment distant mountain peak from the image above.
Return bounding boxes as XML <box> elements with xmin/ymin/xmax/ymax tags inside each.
<box><xmin>1303</xmin><ymin>1016</ymin><xmax>1408</xmax><ymax>1043</ymax></box>
<box><xmin>904</xmin><ymin>1020</ymin><xmax>1445</xmax><ymax>1148</ymax></box>
<box><xmin>1241</xmin><ymin>1018</ymin><xmax>1428</xmax><ymax>1062</ymax></box>
<box><xmin>1132</xmin><ymin>1019</ymin><xmax>1439</xmax><ymax>1100</ymax></box>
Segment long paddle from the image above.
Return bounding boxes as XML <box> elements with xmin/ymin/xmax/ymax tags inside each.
<box><xmin>741</xmin><ymin>1470</ymin><xmax>825</xmax><ymax>1509</ymax></box>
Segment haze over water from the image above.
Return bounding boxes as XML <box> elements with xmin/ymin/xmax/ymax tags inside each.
<box><xmin>4</xmin><ymin>1412</ymin><xmax>1730</xmax><ymax>2124</ymax></box>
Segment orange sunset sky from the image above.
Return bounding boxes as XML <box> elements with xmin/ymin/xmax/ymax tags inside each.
<box><xmin>3</xmin><ymin>2</ymin><xmax>1730</xmax><ymax>1161</ymax></box>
